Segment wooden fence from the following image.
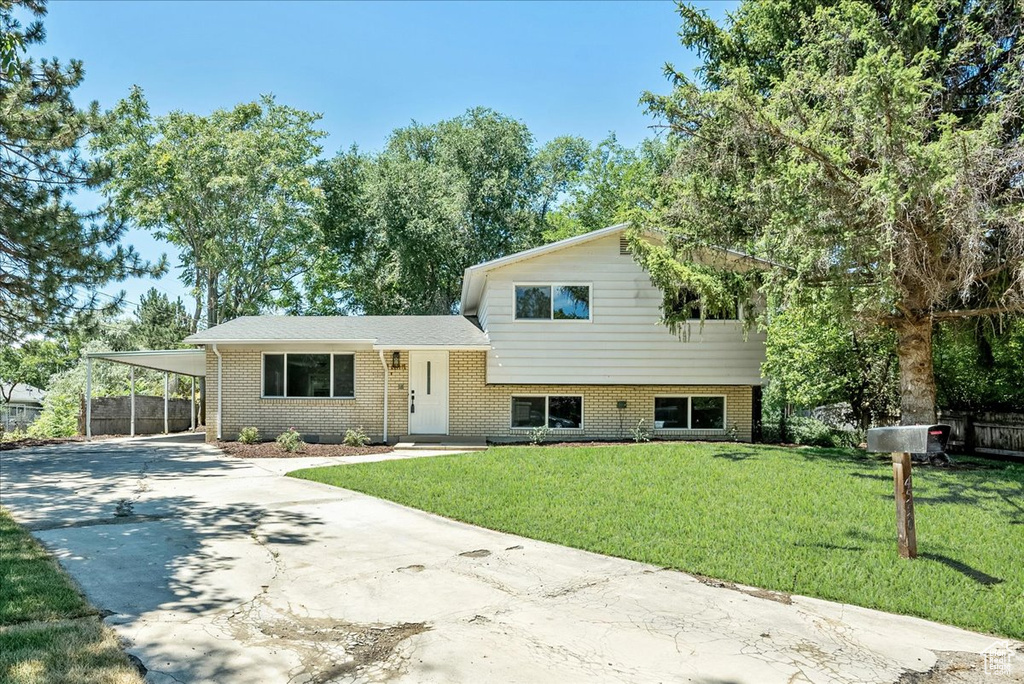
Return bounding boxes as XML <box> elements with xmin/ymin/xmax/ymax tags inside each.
<box><xmin>937</xmin><ymin>409</ymin><xmax>1024</xmax><ymax>457</ymax></box>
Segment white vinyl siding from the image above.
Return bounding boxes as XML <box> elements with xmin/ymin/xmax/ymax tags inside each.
<box><xmin>478</xmin><ymin>232</ymin><xmax>766</xmax><ymax>385</ymax></box>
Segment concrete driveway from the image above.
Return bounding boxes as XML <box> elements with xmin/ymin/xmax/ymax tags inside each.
<box><xmin>0</xmin><ymin>435</ymin><xmax>1016</xmax><ymax>683</ymax></box>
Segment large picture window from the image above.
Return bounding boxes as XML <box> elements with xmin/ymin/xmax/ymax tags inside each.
<box><xmin>511</xmin><ymin>395</ymin><xmax>583</xmax><ymax>429</ymax></box>
<box><xmin>262</xmin><ymin>353</ymin><xmax>355</xmax><ymax>398</ymax></box>
<box><xmin>653</xmin><ymin>396</ymin><xmax>725</xmax><ymax>430</ymax></box>
<box><xmin>514</xmin><ymin>284</ymin><xmax>590</xmax><ymax>321</ymax></box>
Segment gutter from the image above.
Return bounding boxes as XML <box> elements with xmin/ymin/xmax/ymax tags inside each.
<box><xmin>213</xmin><ymin>344</ymin><xmax>223</xmax><ymax>440</ymax></box>
<box><xmin>378</xmin><ymin>350</ymin><xmax>389</xmax><ymax>444</ymax></box>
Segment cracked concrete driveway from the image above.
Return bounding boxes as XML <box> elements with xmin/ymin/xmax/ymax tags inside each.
<box><xmin>1</xmin><ymin>434</ymin><xmax>1018</xmax><ymax>683</ymax></box>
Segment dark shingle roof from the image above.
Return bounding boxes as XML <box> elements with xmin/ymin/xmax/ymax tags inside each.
<box><xmin>184</xmin><ymin>315</ymin><xmax>489</xmax><ymax>348</ymax></box>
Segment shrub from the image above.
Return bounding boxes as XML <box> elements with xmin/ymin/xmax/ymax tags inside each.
<box><xmin>0</xmin><ymin>427</ymin><xmax>26</xmax><ymax>443</ymax></box>
<box><xmin>343</xmin><ymin>427</ymin><xmax>370</xmax><ymax>447</ymax></box>
<box><xmin>26</xmin><ymin>393</ymin><xmax>78</xmax><ymax>438</ymax></box>
<box><xmin>783</xmin><ymin>416</ymin><xmax>861</xmax><ymax>448</ymax></box>
<box><xmin>529</xmin><ymin>425</ymin><xmax>551</xmax><ymax>446</ymax></box>
<box><xmin>238</xmin><ymin>427</ymin><xmax>260</xmax><ymax>444</ymax></box>
<box><xmin>275</xmin><ymin>428</ymin><xmax>305</xmax><ymax>453</ymax></box>
<box><xmin>631</xmin><ymin>418</ymin><xmax>651</xmax><ymax>443</ymax></box>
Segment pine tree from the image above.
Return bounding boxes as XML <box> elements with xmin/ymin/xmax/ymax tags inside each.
<box><xmin>0</xmin><ymin>0</ymin><xmax>163</xmax><ymax>342</ymax></box>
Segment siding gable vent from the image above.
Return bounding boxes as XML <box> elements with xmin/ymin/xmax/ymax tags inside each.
<box><xmin>619</xmin><ymin>235</ymin><xmax>630</xmax><ymax>255</ymax></box>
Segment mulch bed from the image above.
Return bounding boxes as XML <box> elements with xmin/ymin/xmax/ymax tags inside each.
<box><xmin>217</xmin><ymin>441</ymin><xmax>394</xmax><ymax>459</ymax></box>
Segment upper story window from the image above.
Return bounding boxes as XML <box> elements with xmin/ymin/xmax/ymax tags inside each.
<box><xmin>263</xmin><ymin>353</ymin><xmax>355</xmax><ymax>399</ymax></box>
<box><xmin>514</xmin><ymin>284</ymin><xmax>591</xmax><ymax>321</ymax></box>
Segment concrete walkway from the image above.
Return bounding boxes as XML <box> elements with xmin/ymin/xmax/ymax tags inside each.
<box><xmin>0</xmin><ymin>435</ymin><xmax>1017</xmax><ymax>683</ymax></box>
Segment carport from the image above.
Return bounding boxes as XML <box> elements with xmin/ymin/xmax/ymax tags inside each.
<box><xmin>84</xmin><ymin>349</ymin><xmax>206</xmax><ymax>438</ymax></box>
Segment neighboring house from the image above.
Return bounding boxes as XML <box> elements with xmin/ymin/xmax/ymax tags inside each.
<box><xmin>184</xmin><ymin>224</ymin><xmax>768</xmax><ymax>444</ymax></box>
<box><xmin>1</xmin><ymin>383</ymin><xmax>45</xmax><ymax>431</ymax></box>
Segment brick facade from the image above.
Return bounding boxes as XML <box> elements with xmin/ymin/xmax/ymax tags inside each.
<box><xmin>205</xmin><ymin>348</ymin><xmax>754</xmax><ymax>443</ymax></box>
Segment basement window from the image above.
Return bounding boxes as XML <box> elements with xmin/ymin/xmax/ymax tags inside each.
<box><xmin>263</xmin><ymin>353</ymin><xmax>355</xmax><ymax>399</ymax></box>
<box><xmin>511</xmin><ymin>395</ymin><xmax>583</xmax><ymax>429</ymax></box>
<box><xmin>653</xmin><ymin>396</ymin><xmax>725</xmax><ymax>430</ymax></box>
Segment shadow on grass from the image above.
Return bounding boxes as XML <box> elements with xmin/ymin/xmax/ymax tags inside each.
<box><xmin>775</xmin><ymin>444</ymin><xmax>1024</xmax><ymax>525</ymax></box>
<box><xmin>920</xmin><ymin>553</ymin><xmax>1004</xmax><ymax>586</ymax></box>
<box><xmin>710</xmin><ymin>451</ymin><xmax>757</xmax><ymax>462</ymax></box>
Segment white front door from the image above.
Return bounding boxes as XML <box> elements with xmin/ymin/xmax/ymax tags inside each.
<box><xmin>408</xmin><ymin>351</ymin><xmax>449</xmax><ymax>434</ymax></box>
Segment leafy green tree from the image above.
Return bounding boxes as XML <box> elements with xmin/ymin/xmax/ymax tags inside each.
<box><xmin>933</xmin><ymin>316</ymin><xmax>1024</xmax><ymax>411</ymax></box>
<box><xmin>637</xmin><ymin>0</ymin><xmax>1023</xmax><ymax>424</ymax></box>
<box><xmin>0</xmin><ymin>0</ymin><xmax>163</xmax><ymax>342</ymax></box>
<box><xmin>544</xmin><ymin>136</ymin><xmax>669</xmax><ymax>242</ymax></box>
<box><xmin>763</xmin><ymin>296</ymin><xmax>899</xmax><ymax>429</ymax></box>
<box><xmin>92</xmin><ymin>88</ymin><xmax>325</xmax><ymax>330</ymax></box>
<box><xmin>307</xmin><ymin>109</ymin><xmax>586</xmax><ymax>315</ymax></box>
<box><xmin>0</xmin><ymin>339</ymin><xmax>71</xmax><ymax>402</ymax></box>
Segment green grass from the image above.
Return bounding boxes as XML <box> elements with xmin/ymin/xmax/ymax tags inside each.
<box><xmin>290</xmin><ymin>443</ymin><xmax>1024</xmax><ymax>639</ymax></box>
<box><xmin>0</xmin><ymin>508</ymin><xmax>143</xmax><ymax>684</ymax></box>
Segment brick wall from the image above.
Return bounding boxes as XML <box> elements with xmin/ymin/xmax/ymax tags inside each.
<box><xmin>205</xmin><ymin>348</ymin><xmax>398</xmax><ymax>442</ymax></box>
<box><xmin>205</xmin><ymin>348</ymin><xmax>754</xmax><ymax>443</ymax></box>
<box><xmin>448</xmin><ymin>351</ymin><xmax>754</xmax><ymax>442</ymax></box>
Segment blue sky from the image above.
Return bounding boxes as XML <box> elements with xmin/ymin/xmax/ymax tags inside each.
<box><xmin>37</xmin><ymin>0</ymin><xmax>736</xmax><ymax>310</ymax></box>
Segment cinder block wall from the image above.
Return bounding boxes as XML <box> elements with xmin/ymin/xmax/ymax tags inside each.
<box><xmin>205</xmin><ymin>348</ymin><xmax>754</xmax><ymax>443</ymax></box>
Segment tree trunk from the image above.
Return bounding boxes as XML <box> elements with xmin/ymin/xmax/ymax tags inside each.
<box><xmin>206</xmin><ymin>269</ymin><xmax>218</xmax><ymax>329</ymax></box>
<box><xmin>895</xmin><ymin>316</ymin><xmax>937</xmax><ymax>425</ymax></box>
<box><xmin>191</xmin><ymin>267</ymin><xmax>203</xmax><ymax>334</ymax></box>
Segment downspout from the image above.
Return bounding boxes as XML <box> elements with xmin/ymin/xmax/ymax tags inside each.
<box><xmin>213</xmin><ymin>344</ymin><xmax>223</xmax><ymax>440</ymax></box>
<box><xmin>379</xmin><ymin>350</ymin><xmax>389</xmax><ymax>444</ymax></box>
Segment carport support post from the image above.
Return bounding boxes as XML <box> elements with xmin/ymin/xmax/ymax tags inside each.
<box><xmin>85</xmin><ymin>356</ymin><xmax>92</xmax><ymax>438</ymax></box>
<box><xmin>163</xmin><ymin>372</ymin><xmax>169</xmax><ymax>434</ymax></box>
<box><xmin>190</xmin><ymin>377</ymin><xmax>196</xmax><ymax>431</ymax></box>
<box><xmin>891</xmin><ymin>451</ymin><xmax>917</xmax><ymax>559</ymax></box>
<box><xmin>130</xmin><ymin>366</ymin><xmax>135</xmax><ymax>437</ymax></box>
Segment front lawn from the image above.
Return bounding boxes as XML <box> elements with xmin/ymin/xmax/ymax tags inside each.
<box><xmin>0</xmin><ymin>508</ymin><xmax>144</xmax><ymax>684</ymax></box>
<box><xmin>290</xmin><ymin>442</ymin><xmax>1024</xmax><ymax>639</ymax></box>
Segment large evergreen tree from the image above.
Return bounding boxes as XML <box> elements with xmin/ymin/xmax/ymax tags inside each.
<box><xmin>0</xmin><ymin>0</ymin><xmax>162</xmax><ymax>342</ymax></box>
<box><xmin>637</xmin><ymin>0</ymin><xmax>1023</xmax><ymax>424</ymax></box>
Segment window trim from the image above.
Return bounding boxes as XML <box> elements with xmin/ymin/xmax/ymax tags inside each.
<box><xmin>512</xmin><ymin>282</ymin><xmax>593</xmax><ymax>322</ymax></box>
<box><xmin>652</xmin><ymin>394</ymin><xmax>727</xmax><ymax>431</ymax></box>
<box><xmin>509</xmin><ymin>394</ymin><xmax>585</xmax><ymax>431</ymax></box>
<box><xmin>261</xmin><ymin>351</ymin><xmax>357</xmax><ymax>400</ymax></box>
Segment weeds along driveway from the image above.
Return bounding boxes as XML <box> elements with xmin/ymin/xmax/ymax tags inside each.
<box><xmin>0</xmin><ymin>435</ymin><xmax>1018</xmax><ymax>684</ymax></box>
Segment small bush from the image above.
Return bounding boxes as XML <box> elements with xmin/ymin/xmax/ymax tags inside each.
<box><xmin>529</xmin><ymin>425</ymin><xmax>551</xmax><ymax>445</ymax></box>
<box><xmin>343</xmin><ymin>427</ymin><xmax>370</xmax><ymax>447</ymax></box>
<box><xmin>238</xmin><ymin>427</ymin><xmax>260</xmax><ymax>444</ymax></box>
<box><xmin>275</xmin><ymin>428</ymin><xmax>305</xmax><ymax>453</ymax></box>
<box><xmin>26</xmin><ymin>394</ymin><xmax>78</xmax><ymax>438</ymax></box>
<box><xmin>781</xmin><ymin>416</ymin><xmax>861</xmax><ymax>448</ymax></box>
<box><xmin>631</xmin><ymin>418</ymin><xmax>651</xmax><ymax>443</ymax></box>
<box><xmin>0</xmin><ymin>427</ymin><xmax>26</xmax><ymax>443</ymax></box>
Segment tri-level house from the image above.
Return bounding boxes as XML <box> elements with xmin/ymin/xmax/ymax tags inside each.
<box><xmin>183</xmin><ymin>224</ymin><xmax>768</xmax><ymax>444</ymax></box>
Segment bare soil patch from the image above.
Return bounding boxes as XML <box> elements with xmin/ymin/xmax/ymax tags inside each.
<box><xmin>218</xmin><ymin>441</ymin><xmax>393</xmax><ymax>459</ymax></box>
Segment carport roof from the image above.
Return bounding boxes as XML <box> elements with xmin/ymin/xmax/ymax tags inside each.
<box><xmin>86</xmin><ymin>349</ymin><xmax>207</xmax><ymax>377</ymax></box>
<box><xmin>182</xmin><ymin>315</ymin><xmax>491</xmax><ymax>349</ymax></box>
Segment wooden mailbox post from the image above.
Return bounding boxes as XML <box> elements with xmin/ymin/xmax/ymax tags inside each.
<box><xmin>866</xmin><ymin>425</ymin><xmax>950</xmax><ymax>559</ymax></box>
